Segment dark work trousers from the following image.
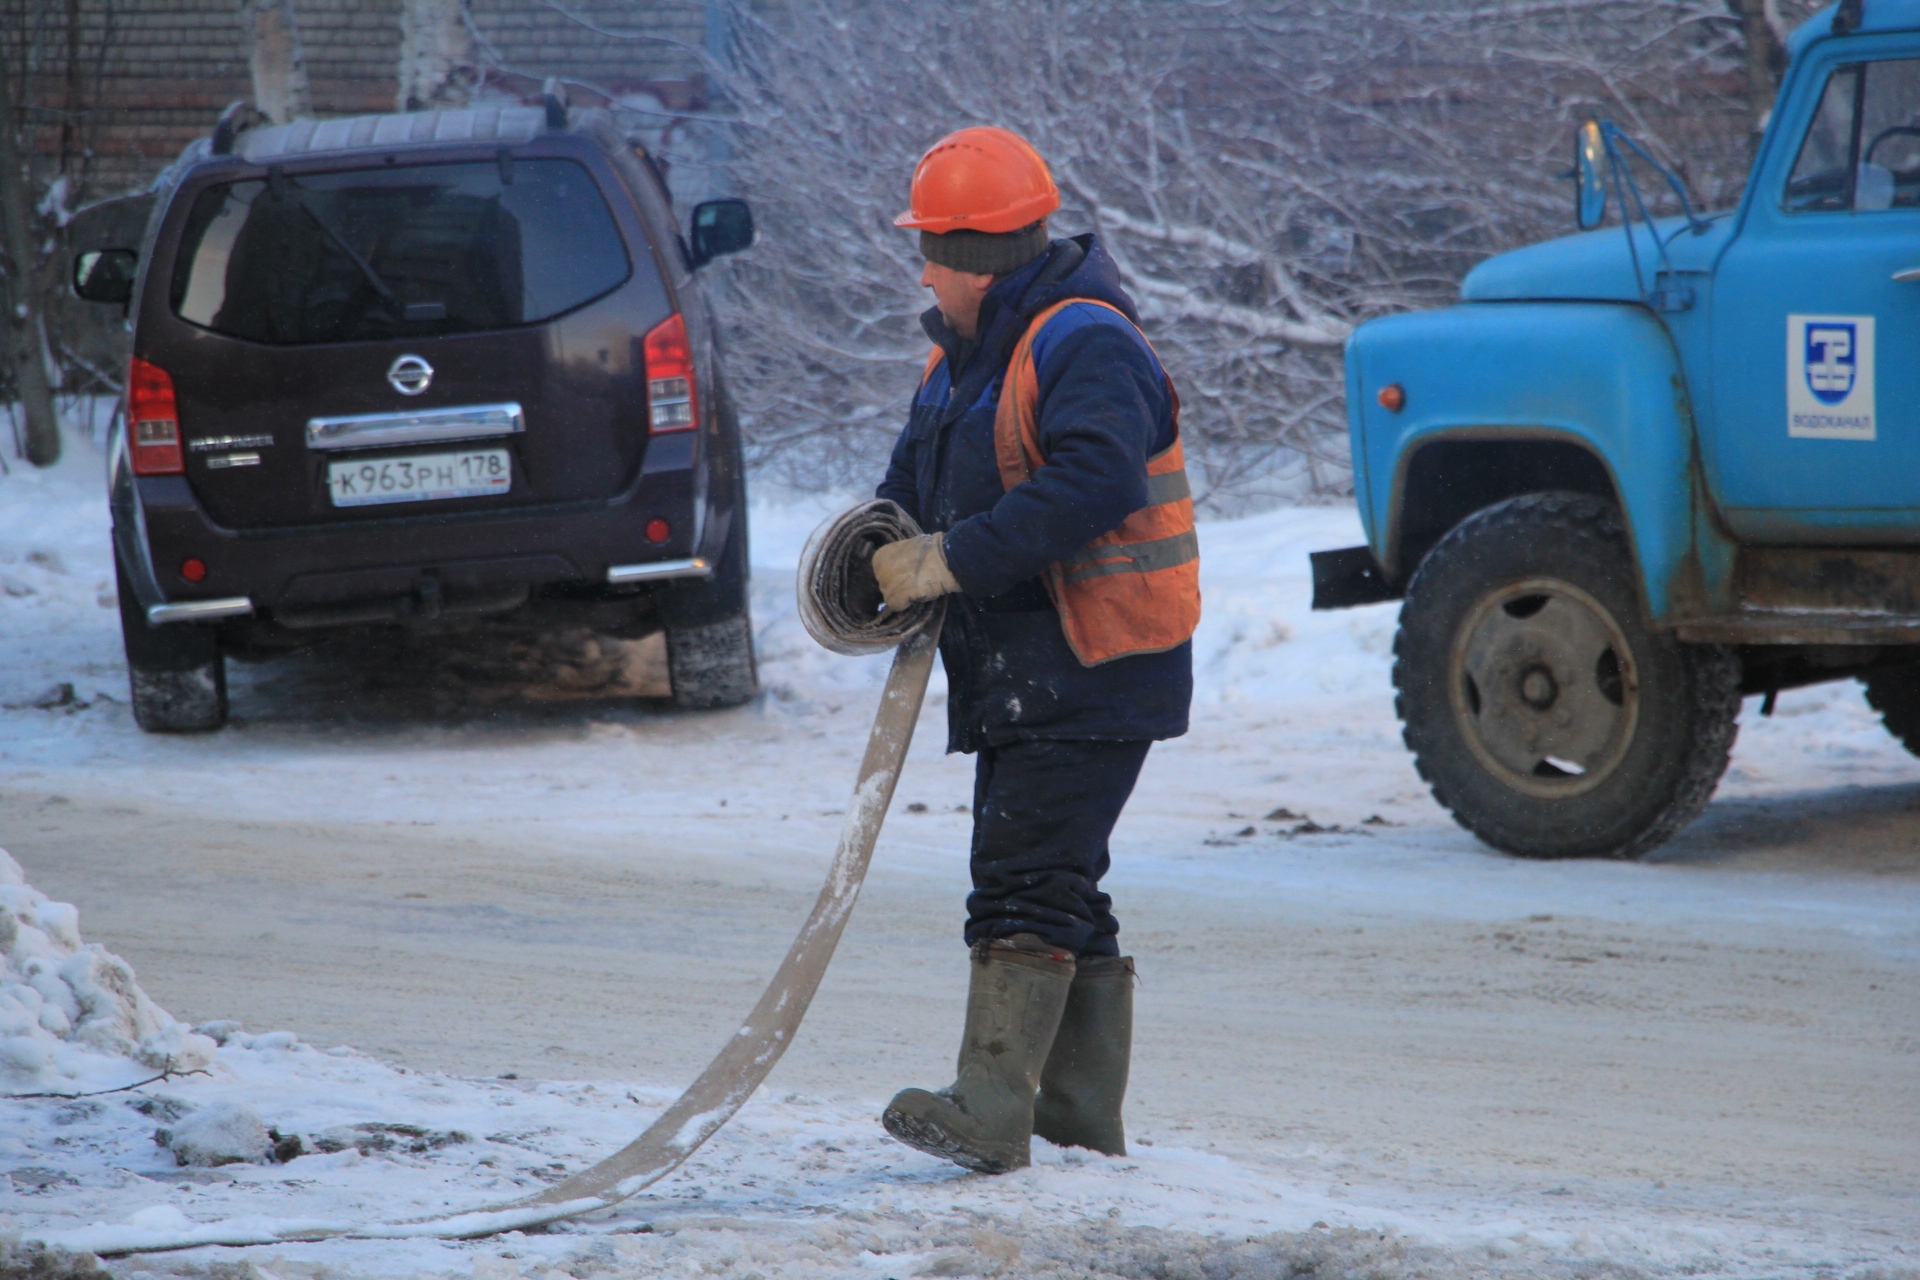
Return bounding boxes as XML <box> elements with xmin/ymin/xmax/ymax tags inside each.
<box><xmin>966</xmin><ymin>738</ymin><xmax>1153</xmax><ymax>958</ymax></box>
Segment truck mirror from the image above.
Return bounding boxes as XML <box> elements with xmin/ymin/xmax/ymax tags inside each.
<box><xmin>689</xmin><ymin>199</ymin><xmax>754</xmax><ymax>268</ymax></box>
<box><xmin>1575</xmin><ymin>121</ymin><xmax>1608</xmax><ymax>230</ymax></box>
<box><xmin>73</xmin><ymin>247</ymin><xmax>137</xmax><ymax>304</ymax></box>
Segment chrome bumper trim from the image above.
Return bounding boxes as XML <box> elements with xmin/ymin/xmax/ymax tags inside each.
<box><xmin>306</xmin><ymin>402</ymin><xmax>524</xmax><ymax>451</ymax></box>
<box><xmin>148</xmin><ymin>597</ymin><xmax>255</xmax><ymax>626</ymax></box>
<box><xmin>606</xmin><ymin>557</ymin><xmax>711</xmax><ymax>585</ymax></box>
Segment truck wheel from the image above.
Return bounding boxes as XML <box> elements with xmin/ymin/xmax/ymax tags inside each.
<box><xmin>1393</xmin><ymin>492</ymin><xmax>1739</xmax><ymax>859</ymax></box>
<box><xmin>115</xmin><ymin>550</ymin><xmax>229</xmax><ymax>733</ymax></box>
<box><xmin>1860</xmin><ymin>665</ymin><xmax>1920</xmax><ymax>756</ymax></box>
<box><xmin>667</xmin><ymin>613</ymin><xmax>758</xmax><ymax>709</ymax></box>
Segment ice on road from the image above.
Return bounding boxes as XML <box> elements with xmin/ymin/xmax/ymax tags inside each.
<box><xmin>1</xmin><ymin>447</ymin><xmax>1916</xmax><ymax>1278</ymax></box>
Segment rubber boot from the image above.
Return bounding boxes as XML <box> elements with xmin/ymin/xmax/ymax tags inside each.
<box><xmin>1032</xmin><ymin>954</ymin><xmax>1134</xmax><ymax>1156</ymax></box>
<box><xmin>882</xmin><ymin>935</ymin><xmax>1074</xmax><ymax>1173</ymax></box>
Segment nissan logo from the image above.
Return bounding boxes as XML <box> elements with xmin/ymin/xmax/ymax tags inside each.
<box><xmin>387</xmin><ymin>354</ymin><xmax>433</xmax><ymax>396</ymax></box>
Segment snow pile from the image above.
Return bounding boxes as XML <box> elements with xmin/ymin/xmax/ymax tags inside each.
<box><xmin>0</xmin><ymin>451</ymin><xmax>125</xmax><ymax>715</ymax></box>
<box><xmin>0</xmin><ymin>848</ymin><xmax>216</xmax><ymax>1091</ymax></box>
<box><xmin>17</xmin><ymin>1043</ymin><xmax>1900</xmax><ymax>1280</ymax></box>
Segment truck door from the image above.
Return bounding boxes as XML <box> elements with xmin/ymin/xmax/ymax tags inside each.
<box><xmin>1707</xmin><ymin>47</ymin><xmax>1920</xmax><ymax>541</ymax></box>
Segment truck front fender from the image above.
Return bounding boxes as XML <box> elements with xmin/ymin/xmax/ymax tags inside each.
<box><xmin>1346</xmin><ymin>300</ymin><xmax>1736</xmax><ymax>624</ymax></box>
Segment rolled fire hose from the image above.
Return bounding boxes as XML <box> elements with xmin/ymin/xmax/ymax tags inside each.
<box><xmin>43</xmin><ymin>501</ymin><xmax>943</xmax><ymax>1256</ymax></box>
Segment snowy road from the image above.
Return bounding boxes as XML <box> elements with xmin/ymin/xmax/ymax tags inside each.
<box><xmin>2</xmin><ymin>448</ymin><xmax>1917</xmax><ymax>1278</ymax></box>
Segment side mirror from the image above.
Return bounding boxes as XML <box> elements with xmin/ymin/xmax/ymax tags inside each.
<box><xmin>689</xmin><ymin>199</ymin><xmax>754</xmax><ymax>268</ymax></box>
<box><xmin>73</xmin><ymin>248</ymin><xmax>138</xmax><ymax>304</ymax></box>
<box><xmin>1575</xmin><ymin>121</ymin><xmax>1608</xmax><ymax>230</ymax></box>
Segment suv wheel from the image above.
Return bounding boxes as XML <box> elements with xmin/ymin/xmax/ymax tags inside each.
<box><xmin>1393</xmin><ymin>492</ymin><xmax>1739</xmax><ymax>859</ymax></box>
<box><xmin>115</xmin><ymin>549</ymin><xmax>229</xmax><ymax>733</ymax></box>
<box><xmin>1860</xmin><ymin>664</ymin><xmax>1920</xmax><ymax>756</ymax></box>
<box><xmin>667</xmin><ymin>614</ymin><xmax>758</xmax><ymax>709</ymax></box>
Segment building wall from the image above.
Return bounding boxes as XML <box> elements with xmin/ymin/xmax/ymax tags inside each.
<box><xmin>14</xmin><ymin>0</ymin><xmax>712</xmax><ymax>204</ymax></box>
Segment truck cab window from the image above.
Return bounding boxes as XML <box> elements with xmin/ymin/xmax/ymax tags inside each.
<box><xmin>1859</xmin><ymin>58</ymin><xmax>1920</xmax><ymax>208</ymax></box>
<box><xmin>1785</xmin><ymin>59</ymin><xmax>1920</xmax><ymax>213</ymax></box>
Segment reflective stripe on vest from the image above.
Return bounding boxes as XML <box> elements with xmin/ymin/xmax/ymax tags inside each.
<box><xmin>991</xmin><ymin>298</ymin><xmax>1200</xmax><ymax>666</ymax></box>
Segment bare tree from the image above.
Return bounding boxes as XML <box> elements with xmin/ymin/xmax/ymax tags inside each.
<box><xmin>241</xmin><ymin>0</ymin><xmax>313</xmax><ymax>125</ymax></box>
<box><xmin>399</xmin><ymin>0</ymin><xmax>479</xmax><ymax>110</ymax></box>
<box><xmin>1</xmin><ymin>0</ymin><xmax>122</xmax><ymax>465</ymax></box>
<box><xmin>0</xmin><ymin>23</ymin><xmax>61</xmax><ymax>466</ymax></box>
<box><xmin>691</xmin><ymin>0</ymin><xmax>1833</xmax><ymax>506</ymax></box>
<box><xmin>505</xmin><ymin>0</ymin><xmax>1818</xmax><ymax>505</ymax></box>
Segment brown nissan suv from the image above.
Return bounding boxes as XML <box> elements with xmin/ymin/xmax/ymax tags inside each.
<box><xmin>73</xmin><ymin>103</ymin><xmax>757</xmax><ymax>731</ymax></box>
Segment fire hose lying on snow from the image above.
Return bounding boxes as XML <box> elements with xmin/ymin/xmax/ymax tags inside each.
<box><xmin>42</xmin><ymin>501</ymin><xmax>941</xmax><ymax>1256</ymax></box>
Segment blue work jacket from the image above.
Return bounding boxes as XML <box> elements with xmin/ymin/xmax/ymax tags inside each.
<box><xmin>877</xmin><ymin>235</ymin><xmax>1194</xmax><ymax>752</ymax></box>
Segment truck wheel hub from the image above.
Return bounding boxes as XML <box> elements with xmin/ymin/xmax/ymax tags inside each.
<box><xmin>1518</xmin><ymin>665</ymin><xmax>1558</xmax><ymax>709</ymax></box>
<box><xmin>1449</xmin><ymin>578</ymin><xmax>1640</xmax><ymax>798</ymax></box>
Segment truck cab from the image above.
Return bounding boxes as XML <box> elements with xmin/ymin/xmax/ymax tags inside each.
<box><xmin>1313</xmin><ymin>0</ymin><xmax>1920</xmax><ymax>858</ymax></box>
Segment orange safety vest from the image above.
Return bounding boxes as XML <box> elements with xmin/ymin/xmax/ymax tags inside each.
<box><xmin>923</xmin><ymin>298</ymin><xmax>1201</xmax><ymax>666</ymax></box>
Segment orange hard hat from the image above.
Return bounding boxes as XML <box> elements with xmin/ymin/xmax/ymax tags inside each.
<box><xmin>894</xmin><ymin>127</ymin><xmax>1060</xmax><ymax>235</ymax></box>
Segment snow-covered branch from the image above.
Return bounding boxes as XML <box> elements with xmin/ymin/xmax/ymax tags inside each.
<box><xmin>689</xmin><ymin>0</ymin><xmax>1823</xmax><ymax>505</ymax></box>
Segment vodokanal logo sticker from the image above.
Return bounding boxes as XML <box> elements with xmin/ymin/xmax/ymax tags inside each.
<box><xmin>1787</xmin><ymin>314</ymin><xmax>1875</xmax><ymax>441</ymax></box>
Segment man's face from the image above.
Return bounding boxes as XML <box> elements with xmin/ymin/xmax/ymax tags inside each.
<box><xmin>921</xmin><ymin>260</ymin><xmax>996</xmax><ymax>341</ymax></box>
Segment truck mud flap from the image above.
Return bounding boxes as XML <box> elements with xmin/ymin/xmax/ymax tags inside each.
<box><xmin>1310</xmin><ymin>545</ymin><xmax>1400</xmax><ymax>610</ymax></box>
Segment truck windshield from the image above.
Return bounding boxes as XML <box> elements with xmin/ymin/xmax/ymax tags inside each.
<box><xmin>1785</xmin><ymin>58</ymin><xmax>1920</xmax><ymax>213</ymax></box>
<box><xmin>169</xmin><ymin>158</ymin><xmax>631</xmax><ymax>345</ymax></box>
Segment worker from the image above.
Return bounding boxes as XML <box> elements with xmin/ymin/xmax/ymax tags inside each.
<box><xmin>868</xmin><ymin>126</ymin><xmax>1199</xmax><ymax>1174</ymax></box>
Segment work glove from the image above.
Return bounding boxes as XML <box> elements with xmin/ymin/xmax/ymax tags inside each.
<box><xmin>871</xmin><ymin>533</ymin><xmax>960</xmax><ymax>612</ymax></box>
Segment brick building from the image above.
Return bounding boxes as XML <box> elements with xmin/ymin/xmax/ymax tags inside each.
<box><xmin>3</xmin><ymin>0</ymin><xmax>720</xmax><ymax>401</ymax></box>
<box><xmin>15</xmin><ymin>0</ymin><xmax>717</xmax><ymax>204</ymax></box>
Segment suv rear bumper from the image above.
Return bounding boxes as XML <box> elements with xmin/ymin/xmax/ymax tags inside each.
<box><xmin>117</xmin><ymin>441</ymin><xmax>730</xmax><ymax>624</ymax></box>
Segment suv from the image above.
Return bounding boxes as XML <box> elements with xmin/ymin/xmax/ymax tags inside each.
<box><xmin>73</xmin><ymin>103</ymin><xmax>758</xmax><ymax>732</ymax></box>
<box><xmin>1311</xmin><ymin>0</ymin><xmax>1920</xmax><ymax>858</ymax></box>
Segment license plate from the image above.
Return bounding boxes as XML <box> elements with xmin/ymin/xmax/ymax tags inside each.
<box><xmin>327</xmin><ymin>448</ymin><xmax>511</xmax><ymax>508</ymax></box>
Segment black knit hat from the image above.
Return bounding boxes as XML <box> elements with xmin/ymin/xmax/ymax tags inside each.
<box><xmin>918</xmin><ymin>220</ymin><xmax>1050</xmax><ymax>275</ymax></box>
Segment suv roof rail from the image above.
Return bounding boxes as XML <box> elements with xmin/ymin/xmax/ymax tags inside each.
<box><xmin>542</xmin><ymin>78</ymin><xmax>569</xmax><ymax>131</ymax></box>
<box><xmin>211</xmin><ymin>101</ymin><xmax>267</xmax><ymax>156</ymax></box>
<box><xmin>218</xmin><ymin>109</ymin><xmax>547</xmax><ymax>164</ymax></box>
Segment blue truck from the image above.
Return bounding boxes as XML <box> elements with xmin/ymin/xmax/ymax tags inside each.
<box><xmin>1311</xmin><ymin>0</ymin><xmax>1920</xmax><ymax>858</ymax></box>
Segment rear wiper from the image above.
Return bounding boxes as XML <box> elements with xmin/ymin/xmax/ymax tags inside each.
<box><xmin>267</xmin><ymin>167</ymin><xmax>397</xmax><ymax>307</ymax></box>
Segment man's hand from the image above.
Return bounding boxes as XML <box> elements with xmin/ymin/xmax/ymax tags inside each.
<box><xmin>872</xmin><ymin>533</ymin><xmax>960</xmax><ymax>612</ymax></box>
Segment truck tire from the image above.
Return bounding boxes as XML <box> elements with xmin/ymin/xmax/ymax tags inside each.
<box><xmin>1393</xmin><ymin>492</ymin><xmax>1739</xmax><ymax>859</ymax></box>
<box><xmin>1860</xmin><ymin>665</ymin><xmax>1920</xmax><ymax>756</ymax></box>
<box><xmin>667</xmin><ymin>613</ymin><xmax>758</xmax><ymax>709</ymax></box>
<box><xmin>115</xmin><ymin>549</ymin><xmax>229</xmax><ymax>733</ymax></box>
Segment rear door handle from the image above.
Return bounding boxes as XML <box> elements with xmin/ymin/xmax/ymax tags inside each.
<box><xmin>1895</xmin><ymin>267</ymin><xmax>1920</xmax><ymax>282</ymax></box>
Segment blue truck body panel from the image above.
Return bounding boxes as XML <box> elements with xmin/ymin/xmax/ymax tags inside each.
<box><xmin>1345</xmin><ymin>1</ymin><xmax>1920</xmax><ymax>626</ymax></box>
<box><xmin>1705</xmin><ymin>28</ymin><xmax>1920</xmax><ymax>542</ymax></box>
<box><xmin>1348</xmin><ymin>302</ymin><xmax>1736</xmax><ymax>620</ymax></box>
<box><xmin>1459</xmin><ymin>217</ymin><xmax>1734</xmax><ymax>305</ymax></box>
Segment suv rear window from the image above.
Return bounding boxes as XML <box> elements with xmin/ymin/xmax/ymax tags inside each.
<box><xmin>170</xmin><ymin>158</ymin><xmax>631</xmax><ymax>345</ymax></box>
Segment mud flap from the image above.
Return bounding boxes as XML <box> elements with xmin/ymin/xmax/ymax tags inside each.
<box><xmin>1310</xmin><ymin>545</ymin><xmax>1400</xmax><ymax>610</ymax></box>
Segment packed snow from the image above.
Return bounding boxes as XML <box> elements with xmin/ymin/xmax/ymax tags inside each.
<box><xmin>1</xmin><ymin>438</ymin><xmax>1917</xmax><ymax>1279</ymax></box>
<box><xmin>0</xmin><ymin>848</ymin><xmax>215</xmax><ymax>1090</ymax></box>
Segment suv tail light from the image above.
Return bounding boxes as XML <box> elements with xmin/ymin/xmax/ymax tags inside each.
<box><xmin>128</xmin><ymin>356</ymin><xmax>184</xmax><ymax>475</ymax></box>
<box><xmin>643</xmin><ymin>313</ymin><xmax>697</xmax><ymax>433</ymax></box>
